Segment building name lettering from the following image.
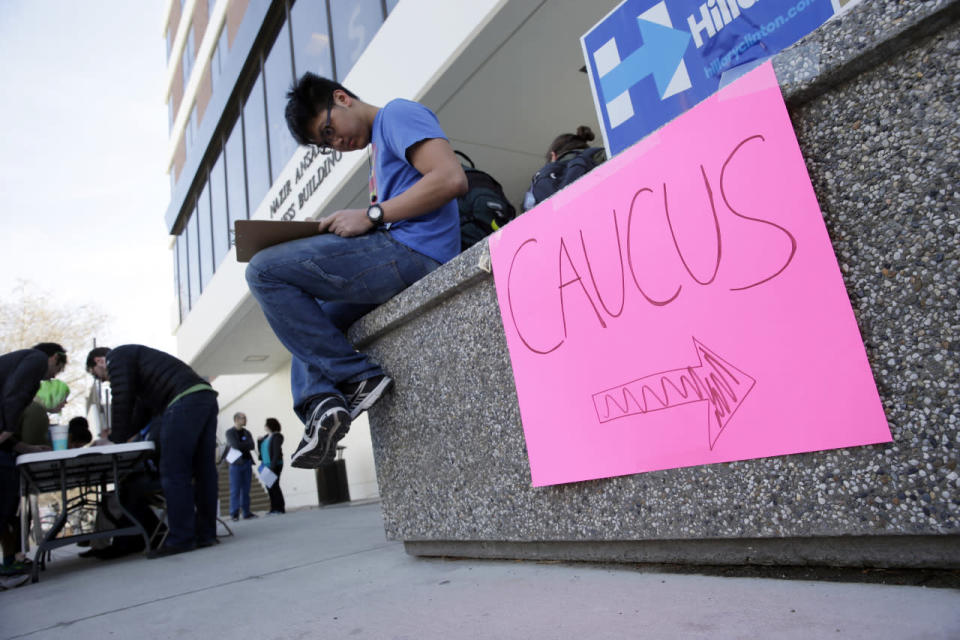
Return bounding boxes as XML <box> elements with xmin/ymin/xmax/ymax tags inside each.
<box><xmin>268</xmin><ymin>148</ymin><xmax>342</xmax><ymax>220</ymax></box>
<box><xmin>296</xmin><ymin>152</ymin><xmax>341</xmax><ymax>211</ymax></box>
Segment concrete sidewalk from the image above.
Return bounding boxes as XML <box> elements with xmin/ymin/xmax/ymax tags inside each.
<box><xmin>2</xmin><ymin>501</ymin><xmax>958</xmax><ymax>640</ymax></box>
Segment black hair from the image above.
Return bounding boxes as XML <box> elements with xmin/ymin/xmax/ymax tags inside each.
<box><xmin>547</xmin><ymin>125</ymin><xmax>596</xmax><ymax>161</ymax></box>
<box><xmin>86</xmin><ymin>347</ymin><xmax>110</xmax><ymax>370</ymax></box>
<box><xmin>265</xmin><ymin>418</ymin><xmax>281</xmax><ymax>433</ymax></box>
<box><xmin>68</xmin><ymin>417</ymin><xmax>92</xmax><ymax>446</ymax></box>
<box><xmin>32</xmin><ymin>342</ymin><xmax>66</xmax><ymax>359</ymax></box>
<box><xmin>285</xmin><ymin>72</ymin><xmax>358</xmax><ymax>146</ymax></box>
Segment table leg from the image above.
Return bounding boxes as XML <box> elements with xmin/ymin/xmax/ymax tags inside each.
<box><xmin>19</xmin><ymin>475</ymin><xmax>28</xmax><ymax>558</ymax></box>
<box><xmin>31</xmin><ymin>462</ymin><xmax>69</xmax><ymax>583</ymax></box>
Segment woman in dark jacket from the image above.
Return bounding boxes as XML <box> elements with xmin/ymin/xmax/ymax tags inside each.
<box><xmin>257</xmin><ymin>418</ymin><xmax>285</xmax><ymax>514</ymax></box>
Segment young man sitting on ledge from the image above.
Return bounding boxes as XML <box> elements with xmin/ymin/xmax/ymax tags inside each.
<box><xmin>245</xmin><ymin>73</ymin><xmax>467</xmax><ymax>469</ymax></box>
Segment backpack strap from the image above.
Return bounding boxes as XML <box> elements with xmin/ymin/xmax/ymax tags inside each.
<box><xmin>453</xmin><ymin>150</ymin><xmax>476</xmax><ymax>169</ymax></box>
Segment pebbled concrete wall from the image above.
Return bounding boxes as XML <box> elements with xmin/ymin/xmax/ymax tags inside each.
<box><xmin>349</xmin><ymin>0</ymin><xmax>960</xmax><ymax>568</ymax></box>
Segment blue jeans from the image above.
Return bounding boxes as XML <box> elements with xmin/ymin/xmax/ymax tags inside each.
<box><xmin>157</xmin><ymin>390</ymin><xmax>219</xmax><ymax>548</ymax></box>
<box><xmin>245</xmin><ymin>229</ymin><xmax>440</xmax><ymax>422</ymax></box>
<box><xmin>228</xmin><ymin>461</ymin><xmax>252</xmax><ymax>517</ymax></box>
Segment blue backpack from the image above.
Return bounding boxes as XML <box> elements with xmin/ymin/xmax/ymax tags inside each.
<box><xmin>523</xmin><ymin>146</ymin><xmax>606</xmax><ymax>211</ymax></box>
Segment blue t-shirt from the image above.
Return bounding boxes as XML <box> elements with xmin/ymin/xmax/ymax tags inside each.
<box><xmin>372</xmin><ymin>99</ymin><xmax>460</xmax><ymax>264</ymax></box>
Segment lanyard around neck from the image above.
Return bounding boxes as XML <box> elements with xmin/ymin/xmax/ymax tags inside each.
<box><xmin>368</xmin><ymin>144</ymin><xmax>378</xmax><ymax>204</ymax></box>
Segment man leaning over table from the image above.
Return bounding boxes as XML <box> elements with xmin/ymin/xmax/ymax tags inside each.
<box><xmin>87</xmin><ymin>345</ymin><xmax>218</xmax><ymax>557</ymax></box>
<box><xmin>0</xmin><ymin>343</ymin><xmax>66</xmax><ymax>582</ymax></box>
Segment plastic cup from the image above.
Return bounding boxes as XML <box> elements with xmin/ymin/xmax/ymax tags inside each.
<box><xmin>49</xmin><ymin>424</ymin><xmax>68</xmax><ymax>451</ymax></box>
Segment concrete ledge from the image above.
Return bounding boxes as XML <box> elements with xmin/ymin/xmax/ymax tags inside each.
<box><xmin>350</xmin><ymin>0</ymin><xmax>960</xmax><ymax>569</ymax></box>
<box><xmin>407</xmin><ymin>534</ymin><xmax>960</xmax><ymax>570</ymax></box>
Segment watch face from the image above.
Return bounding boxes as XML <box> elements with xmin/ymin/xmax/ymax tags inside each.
<box><xmin>367</xmin><ymin>204</ymin><xmax>384</xmax><ymax>224</ymax></box>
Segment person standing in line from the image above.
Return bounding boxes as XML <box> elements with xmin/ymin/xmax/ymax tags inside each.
<box><xmin>223</xmin><ymin>412</ymin><xmax>256</xmax><ymax>521</ymax></box>
<box><xmin>257</xmin><ymin>418</ymin><xmax>285</xmax><ymax>515</ymax></box>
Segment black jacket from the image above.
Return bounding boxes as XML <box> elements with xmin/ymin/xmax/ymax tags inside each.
<box><xmin>257</xmin><ymin>432</ymin><xmax>284</xmax><ymax>471</ymax></box>
<box><xmin>0</xmin><ymin>349</ymin><xmax>49</xmax><ymax>440</ymax></box>
<box><xmin>224</xmin><ymin>427</ymin><xmax>255</xmax><ymax>464</ymax></box>
<box><xmin>106</xmin><ymin>345</ymin><xmax>209</xmax><ymax>443</ymax></box>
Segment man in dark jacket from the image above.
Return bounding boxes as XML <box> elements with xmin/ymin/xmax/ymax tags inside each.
<box><xmin>86</xmin><ymin>345</ymin><xmax>218</xmax><ymax>556</ymax></box>
<box><xmin>0</xmin><ymin>343</ymin><xmax>66</xmax><ymax>576</ymax></box>
<box><xmin>0</xmin><ymin>343</ymin><xmax>67</xmax><ymax>448</ymax></box>
<box><xmin>222</xmin><ymin>412</ymin><xmax>256</xmax><ymax>521</ymax></box>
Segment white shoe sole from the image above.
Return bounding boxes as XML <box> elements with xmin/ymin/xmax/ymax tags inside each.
<box><xmin>348</xmin><ymin>376</ymin><xmax>394</xmax><ymax>419</ymax></box>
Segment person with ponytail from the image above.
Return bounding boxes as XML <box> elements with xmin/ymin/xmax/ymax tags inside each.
<box><xmin>522</xmin><ymin>125</ymin><xmax>606</xmax><ymax>211</ymax></box>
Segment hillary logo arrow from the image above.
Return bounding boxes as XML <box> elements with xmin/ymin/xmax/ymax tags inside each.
<box><xmin>591</xmin><ymin>338</ymin><xmax>755</xmax><ymax>450</ymax></box>
<box><xmin>599</xmin><ymin>18</ymin><xmax>691</xmax><ymax>101</ymax></box>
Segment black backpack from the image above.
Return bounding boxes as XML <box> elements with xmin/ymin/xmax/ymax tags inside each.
<box><xmin>455</xmin><ymin>151</ymin><xmax>517</xmax><ymax>251</ymax></box>
<box><xmin>523</xmin><ymin>147</ymin><xmax>606</xmax><ymax>211</ymax></box>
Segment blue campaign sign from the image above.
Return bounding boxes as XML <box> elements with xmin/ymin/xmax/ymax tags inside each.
<box><xmin>581</xmin><ymin>0</ymin><xmax>835</xmax><ymax>156</ymax></box>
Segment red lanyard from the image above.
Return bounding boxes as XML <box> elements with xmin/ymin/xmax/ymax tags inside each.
<box><xmin>368</xmin><ymin>144</ymin><xmax>378</xmax><ymax>204</ymax></box>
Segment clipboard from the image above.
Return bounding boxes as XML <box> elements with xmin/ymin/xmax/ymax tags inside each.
<box><xmin>234</xmin><ymin>220</ymin><xmax>321</xmax><ymax>262</ymax></box>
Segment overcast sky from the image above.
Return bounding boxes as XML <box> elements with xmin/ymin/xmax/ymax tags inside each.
<box><xmin>0</xmin><ymin>1</ymin><xmax>176</xmax><ymax>354</ymax></box>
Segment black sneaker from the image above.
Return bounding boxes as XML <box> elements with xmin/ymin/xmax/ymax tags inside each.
<box><xmin>291</xmin><ymin>395</ymin><xmax>351</xmax><ymax>469</ymax></box>
<box><xmin>340</xmin><ymin>374</ymin><xmax>393</xmax><ymax>419</ymax></box>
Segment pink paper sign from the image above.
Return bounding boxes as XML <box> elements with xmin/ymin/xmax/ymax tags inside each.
<box><xmin>489</xmin><ymin>62</ymin><xmax>891</xmax><ymax>487</ymax></box>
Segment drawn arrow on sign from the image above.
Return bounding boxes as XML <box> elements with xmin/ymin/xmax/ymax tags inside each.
<box><xmin>598</xmin><ymin>18</ymin><xmax>691</xmax><ymax>101</ymax></box>
<box><xmin>591</xmin><ymin>338</ymin><xmax>756</xmax><ymax>450</ymax></box>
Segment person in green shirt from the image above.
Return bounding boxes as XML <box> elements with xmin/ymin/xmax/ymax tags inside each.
<box><xmin>18</xmin><ymin>379</ymin><xmax>70</xmax><ymax>446</ymax></box>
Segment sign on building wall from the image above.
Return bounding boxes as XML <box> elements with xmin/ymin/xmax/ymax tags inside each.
<box><xmin>581</xmin><ymin>0</ymin><xmax>836</xmax><ymax>156</ymax></box>
<box><xmin>488</xmin><ymin>62</ymin><xmax>891</xmax><ymax>487</ymax></box>
<box><xmin>262</xmin><ymin>147</ymin><xmax>344</xmax><ymax>222</ymax></box>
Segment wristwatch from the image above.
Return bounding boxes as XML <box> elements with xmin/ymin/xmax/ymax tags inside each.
<box><xmin>366</xmin><ymin>203</ymin><xmax>385</xmax><ymax>226</ymax></box>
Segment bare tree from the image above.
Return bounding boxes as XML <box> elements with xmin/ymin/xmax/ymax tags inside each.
<box><xmin>0</xmin><ymin>280</ymin><xmax>111</xmax><ymax>420</ymax></box>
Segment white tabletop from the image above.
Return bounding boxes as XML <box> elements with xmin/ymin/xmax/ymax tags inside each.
<box><xmin>16</xmin><ymin>441</ymin><xmax>154</xmax><ymax>465</ymax></box>
<box><xmin>16</xmin><ymin>441</ymin><xmax>156</xmax><ymax>494</ymax></box>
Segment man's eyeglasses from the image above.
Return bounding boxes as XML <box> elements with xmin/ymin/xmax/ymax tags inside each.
<box><xmin>314</xmin><ymin>97</ymin><xmax>336</xmax><ymax>154</ymax></box>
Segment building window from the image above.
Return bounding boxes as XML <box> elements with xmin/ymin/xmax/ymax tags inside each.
<box><xmin>329</xmin><ymin>0</ymin><xmax>384</xmax><ymax>80</ymax></box>
<box><xmin>182</xmin><ymin>25</ymin><xmax>196</xmax><ymax>88</ymax></box>
<box><xmin>197</xmin><ymin>179</ymin><xmax>214</xmax><ymax>291</ymax></box>
<box><xmin>175</xmin><ymin>236</ymin><xmax>189</xmax><ymax>323</ymax></box>
<box><xmin>186</xmin><ymin>208</ymin><xmax>201</xmax><ymax>310</ymax></box>
<box><xmin>290</xmin><ymin>0</ymin><xmax>333</xmax><ymax>79</ymax></box>
<box><xmin>242</xmin><ymin>72</ymin><xmax>271</xmax><ymax>214</ymax></box>
<box><xmin>211</xmin><ymin>150</ymin><xmax>229</xmax><ymax>269</ymax></box>
<box><xmin>264</xmin><ymin>19</ymin><xmax>297</xmax><ymax>181</ymax></box>
<box><xmin>224</xmin><ymin>118</ymin><xmax>248</xmax><ymax>244</ymax></box>
<box><xmin>185</xmin><ymin>103</ymin><xmax>198</xmax><ymax>164</ymax></box>
<box><xmin>211</xmin><ymin>26</ymin><xmax>229</xmax><ymax>91</ymax></box>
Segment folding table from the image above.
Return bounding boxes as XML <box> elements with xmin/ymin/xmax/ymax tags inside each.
<box><xmin>17</xmin><ymin>442</ymin><xmax>156</xmax><ymax>582</ymax></box>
